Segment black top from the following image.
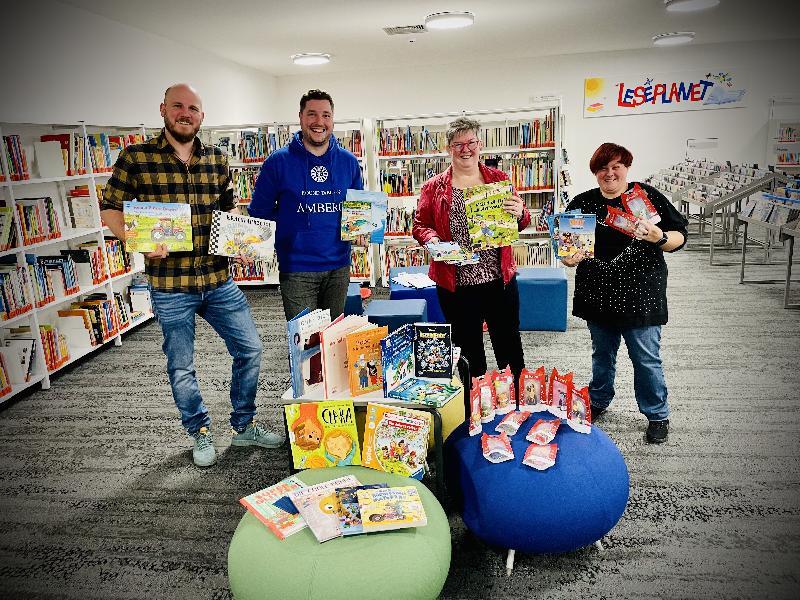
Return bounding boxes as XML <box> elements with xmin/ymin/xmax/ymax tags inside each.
<box><xmin>565</xmin><ymin>182</ymin><xmax>689</xmax><ymax>328</ymax></box>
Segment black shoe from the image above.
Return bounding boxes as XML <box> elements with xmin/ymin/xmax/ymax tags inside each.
<box><xmin>590</xmin><ymin>404</ymin><xmax>607</xmax><ymax>420</ymax></box>
<box><xmin>646</xmin><ymin>419</ymin><xmax>669</xmax><ymax>444</ymax></box>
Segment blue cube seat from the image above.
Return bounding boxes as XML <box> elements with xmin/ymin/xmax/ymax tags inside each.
<box><xmin>365</xmin><ymin>299</ymin><xmax>427</xmax><ymax>333</ymax></box>
<box><xmin>516</xmin><ymin>267</ymin><xmax>567</xmax><ymax>331</ymax></box>
<box><xmin>344</xmin><ymin>282</ymin><xmax>363</xmax><ymax>316</ymax></box>
<box><xmin>389</xmin><ymin>266</ymin><xmax>445</xmax><ymax>323</ymax></box>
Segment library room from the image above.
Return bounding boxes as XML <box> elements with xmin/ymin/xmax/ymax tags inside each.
<box><xmin>1</xmin><ymin>1</ymin><xmax>798</xmax><ymax>599</ymax></box>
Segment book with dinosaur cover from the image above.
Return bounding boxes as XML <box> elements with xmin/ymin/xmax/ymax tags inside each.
<box><xmin>288</xmin><ymin>474</ymin><xmax>361</xmax><ymax>543</ymax></box>
<box><xmin>357</xmin><ymin>486</ymin><xmax>428</xmax><ymax>533</ymax></box>
<box><xmin>122</xmin><ymin>201</ymin><xmax>193</xmax><ymax>253</ymax></box>
<box><xmin>345</xmin><ymin>323</ymin><xmax>388</xmax><ymax>397</ymax></box>
<box><xmin>464</xmin><ymin>180</ymin><xmax>518</xmax><ymax>250</ymax></box>
<box><xmin>361</xmin><ymin>402</ymin><xmax>431</xmax><ymax>480</ymax></box>
<box><xmin>239</xmin><ymin>475</ymin><xmax>307</xmax><ymax>540</ymax></box>
<box><xmin>287</xmin><ymin>308</ymin><xmax>331</xmax><ymax>398</ymax></box>
<box><xmin>209</xmin><ymin>210</ymin><xmax>275</xmax><ymax>259</ymax></box>
<box><xmin>284</xmin><ymin>400</ymin><xmax>361</xmax><ymax>469</ymax></box>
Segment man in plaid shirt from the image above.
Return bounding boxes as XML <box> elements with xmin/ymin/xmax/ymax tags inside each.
<box><xmin>100</xmin><ymin>83</ymin><xmax>283</xmax><ymax>467</ymax></box>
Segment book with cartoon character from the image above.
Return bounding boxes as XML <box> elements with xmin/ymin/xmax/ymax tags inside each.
<box><xmin>386</xmin><ymin>377</ymin><xmax>461</xmax><ymax>407</ymax></box>
<box><xmin>554</xmin><ymin>213</ymin><xmax>596</xmax><ymax>258</ymax></box>
<box><xmin>340</xmin><ymin>189</ymin><xmax>388</xmax><ymax>243</ymax></box>
<box><xmin>123</xmin><ymin>200</ymin><xmax>193</xmax><ymax>253</ymax></box>
<box><xmin>288</xmin><ymin>474</ymin><xmax>361</xmax><ymax>543</ymax></box>
<box><xmin>209</xmin><ymin>210</ymin><xmax>275</xmax><ymax>259</ymax></box>
<box><xmin>284</xmin><ymin>400</ymin><xmax>362</xmax><ymax>470</ymax></box>
<box><xmin>464</xmin><ymin>179</ymin><xmax>519</xmax><ymax>250</ymax></box>
<box><xmin>414</xmin><ymin>323</ymin><xmax>453</xmax><ymax>379</ymax></box>
<box><xmin>239</xmin><ymin>475</ymin><xmax>307</xmax><ymax>540</ymax></box>
<box><xmin>357</xmin><ymin>485</ymin><xmax>428</xmax><ymax>533</ymax></box>
<box><xmin>361</xmin><ymin>402</ymin><xmax>431</xmax><ymax>480</ymax></box>
<box><xmin>345</xmin><ymin>323</ymin><xmax>388</xmax><ymax>397</ymax></box>
<box><xmin>380</xmin><ymin>324</ymin><xmax>415</xmax><ymax>397</ymax></box>
<box><xmin>335</xmin><ymin>483</ymin><xmax>388</xmax><ymax>536</ymax></box>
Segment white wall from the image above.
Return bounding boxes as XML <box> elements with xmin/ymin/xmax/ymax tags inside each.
<box><xmin>275</xmin><ymin>39</ymin><xmax>800</xmax><ymax>193</ymax></box>
<box><xmin>0</xmin><ymin>1</ymin><xmax>277</xmax><ymax>128</ymax></box>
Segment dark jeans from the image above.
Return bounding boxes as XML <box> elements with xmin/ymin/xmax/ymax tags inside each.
<box><xmin>437</xmin><ymin>276</ymin><xmax>525</xmax><ymax>382</ymax></box>
<box><xmin>279</xmin><ymin>265</ymin><xmax>350</xmax><ymax>321</ymax></box>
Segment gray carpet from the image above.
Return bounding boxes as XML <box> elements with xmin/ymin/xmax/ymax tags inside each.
<box><xmin>0</xmin><ymin>243</ymin><xmax>798</xmax><ymax>600</ymax></box>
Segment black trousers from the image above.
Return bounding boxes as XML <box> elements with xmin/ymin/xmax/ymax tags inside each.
<box><xmin>437</xmin><ymin>276</ymin><xmax>525</xmax><ymax>384</ymax></box>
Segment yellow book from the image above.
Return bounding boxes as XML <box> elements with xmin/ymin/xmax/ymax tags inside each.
<box><xmin>284</xmin><ymin>400</ymin><xmax>361</xmax><ymax>469</ymax></box>
<box><xmin>361</xmin><ymin>403</ymin><xmax>431</xmax><ymax>480</ymax></box>
<box><xmin>357</xmin><ymin>486</ymin><xmax>427</xmax><ymax>533</ymax></box>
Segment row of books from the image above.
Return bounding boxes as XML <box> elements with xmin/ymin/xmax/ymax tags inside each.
<box><xmin>377</xmin><ymin>126</ymin><xmax>445</xmax><ymax>156</ymax></box>
<box><xmin>336</xmin><ymin>130</ymin><xmax>363</xmax><ymax>157</ymax></box>
<box><xmin>3</xmin><ymin>135</ymin><xmax>30</xmax><ymax>181</ymax></box>
<box><xmin>15</xmin><ymin>197</ymin><xmax>62</xmax><ymax>245</ymax></box>
<box><xmin>65</xmin><ymin>185</ymin><xmax>103</xmax><ymax>228</ymax></box>
<box><xmin>383</xmin><ymin>244</ymin><xmax>427</xmax><ymax>278</ymax></box>
<box><xmin>740</xmin><ymin>189</ymin><xmax>800</xmax><ymax>226</ymax></box>
<box><xmin>385</xmin><ymin>202</ymin><xmax>416</xmax><ymax>237</ymax></box>
<box><xmin>349</xmin><ymin>245</ymin><xmax>372</xmax><ymax>280</ymax></box>
<box><xmin>0</xmin><ymin>207</ymin><xmax>18</xmax><ymax>251</ymax></box>
<box><xmin>777</xmin><ymin>150</ymin><xmax>799</xmax><ymax>165</ymax></box>
<box><xmin>777</xmin><ymin>125</ymin><xmax>798</xmax><ymax>142</ymax></box>
<box><xmin>0</xmin><ymin>336</ymin><xmax>38</xmax><ymax>392</ymax></box>
<box><xmin>506</xmin><ymin>155</ymin><xmax>555</xmax><ymax>191</ymax></box>
<box><xmin>479</xmin><ymin>111</ymin><xmax>557</xmax><ymax>148</ymax></box>
<box><xmin>37</xmin><ymin>132</ymin><xmax>144</xmax><ymax>177</ymax></box>
<box><xmin>231</xmin><ymin>167</ymin><xmax>259</xmax><ymax>203</ymax></box>
<box><xmin>0</xmin><ymin>265</ymin><xmax>33</xmax><ymax>320</ymax></box>
<box><xmin>379</xmin><ymin>158</ymin><xmax>449</xmax><ymax>196</ymax></box>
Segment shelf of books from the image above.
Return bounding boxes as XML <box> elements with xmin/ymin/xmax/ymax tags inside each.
<box><xmin>767</xmin><ymin>96</ymin><xmax>800</xmax><ymax>174</ymax></box>
<box><xmin>0</xmin><ymin>121</ymin><xmax>155</xmax><ymax>405</ymax></box>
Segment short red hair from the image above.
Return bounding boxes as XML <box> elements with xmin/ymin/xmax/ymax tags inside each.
<box><xmin>589</xmin><ymin>143</ymin><xmax>633</xmax><ymax>174</ymax></box>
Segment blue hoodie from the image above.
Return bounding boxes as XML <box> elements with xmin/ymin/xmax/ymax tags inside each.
<box><xmin>249</xmin><ymin>131</ymin><xmax>363</xmax><ymax>272</ymax></box>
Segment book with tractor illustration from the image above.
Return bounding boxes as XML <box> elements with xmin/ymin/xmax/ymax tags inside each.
<box><xmin>464</xmin><ymin>179</ymin><xmax>518</xmax><ymax>250</ymax></box>
<box><xmin>356</xmin><ymin>485</ymin><xmax>428</xmax><ymax>533</ymax></box>
<box><xmin>340</xmin><ymin>189</ymin><xmax>388</xmax><ymax>243</ymax></box>
<box><xmin>209</xmin><ymin>210</ymin><xmax>275</xmax><ymax>259</ymax></box>
<box><xmin>122</xmin><ymin>201</ymin><xmax>193</xmax><ymax>252</ymax></box>
<box><xmin>335</xmin><ymin>483</ymin><xmax>389</xmax><ymax>536</ymax></box>
<box><xmin>284</xmin><ymin>400</ymin><xmax>362</xmax><ymax>469</ymax></box>
<box><xmin>238</xmin><ymin>475</ymin><xmax>307</xmax><ymax>540</ymax></box>
<box><xmin>361</xmin><ymin>402</ymin><xmax>431</xmax><ymax>480</ymax></box>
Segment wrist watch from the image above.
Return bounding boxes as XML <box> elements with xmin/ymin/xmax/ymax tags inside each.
<box><xmin>656</xmin><ymin>231</ymin><xmax>669</xmax><ymax>247</ymax></box>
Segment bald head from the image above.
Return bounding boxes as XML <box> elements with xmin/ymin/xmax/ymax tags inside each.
<box><xmin>164</xmin><ymin>83</ymin><xmax>203</xmax><ymax>107</ymax></box>
<box><xmin>161</xmin><ymin>83</ymin><xmax>204</xmax><ymax>145</ymax></box>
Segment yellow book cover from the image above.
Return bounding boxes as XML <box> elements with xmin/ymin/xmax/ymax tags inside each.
<box><xmin>345</xmin><ymin>325</ymin><xmax>388</xmax><ymax>397</ymax></box>
<box><xmin>357</xmin><ymin>486</ymin><xmax>428</xmax><ymax>533</ymax></box>
<box><xmin>284</xmin><ymin>400</ymin><xmax>361</xmax><ymax>469</ymax></box>
<box><xmin>361</xmin><ymin>403</ymin><xmax>431</xmax><ymax>480</ymax></box>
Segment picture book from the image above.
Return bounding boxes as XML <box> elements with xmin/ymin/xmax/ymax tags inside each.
<box><xmin>345</xmin><ymin>324</ymin><xmax>388</xmax><ymax>397</ymax></box>
<box><xmin>320</xmin><ymin>314</ymin><xmax>370</xmax><ymax>397</ymax></box>
<box><xmin>414</xmin><ymin>323</ymin><xmax>453</xmax><ymax>379</ymax></box>
<box><xmin>387</xmin><ymin>377</ymin><xmax>461</xmax><ymax>408</ymax></box>
<box><xmin>287</xmin><ymin>308</ymin><xmax>331</xmax><ymax>398</ymax></box>
<box><xmin>547</xmin><ymin>210</ymin><xmax>580</xmax><ymax>258</ymax></box>
<box><xmin>0</xmin><ymin>338</ymin><xmax>35</xmax><ymax>384</ymax></box>
<box><xmin>335</xmin><ymin>483</ymin><xmax>388</xmax><ymax>536</ymax></box>
<box><xmin>555</xmin><ymin>213</ymin><xmax>596</xmax><ymax>258</ymax></box>
<box><xmin>288</xmin><ymin>474</ymin><xmax>361</xmax><ymax>543</ymax></box>
<box><xmin>357</xmin><ymin>486</ymin><xmax>428</xmax><ymax>533</ymax></box>
<box><xmin>464</xmin><ymin>179</ymin><xmax>519</xmax><ymax>250</ymax></box>
<box><xmin>380</xmin><ymin>324</ymin><xmax>415</xmax><ymax>396</ymax></box>
<box><xmin>424</xmin><ymin>241</ymin><xmax>472</xmax><ymax>263</ymax></box>
<box><xmin>361</xmin><ymin>402</ymin><xmax>431</xmax><ymax>480</ymax></box>
<box><xmin>122</xmin><ymin>201</ymin><xmax>193</xmax><ymax>253</ymax></box>
<box><xmin>209</xmin><ymin>210</ymin><xmax>275</xmax><ymax>259</ymax></box>
<box><xmin>285</xmin><ymin>400</ymin><xmax>361</xmax><ymax>469</ymax></box>
<box><xmin>340</xmin><ymin>189</ymin><xmax>388</xmax><ymax>244</ymax></box>
<box><xmin>239</xmin><ymin>475</ymin><xmax>307</xmax><ymax>540</ymax></box>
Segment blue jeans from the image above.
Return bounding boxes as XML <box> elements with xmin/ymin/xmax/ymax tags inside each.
<box><xmin>586</xmin><ymin>321</ymin><xmax>669</xmax><ymax>421</ymax></box>
<box><xmin>150</xmin><ymin>278</ymin><xmax>262</xmax><ymax>434</ymax></box>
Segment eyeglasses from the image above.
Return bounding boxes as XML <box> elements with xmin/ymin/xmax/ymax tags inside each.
<box><xmin>450</xmin><ymin>139</ymin><xmax>480</xmax><ymax>152</ymax></box>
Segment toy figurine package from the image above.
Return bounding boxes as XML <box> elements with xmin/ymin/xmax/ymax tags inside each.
<box><xmin>477</xmin><ymin>374</ymin><xmax>496</xmax><ymax>424</ymax></box>
<box><xmin>567</xmin><ymin>386</ymin><xmax>592</xmax><ymax>434</ymax></box>
<box><xmin>547</xmin><ymin>368</ymin><xmax>573</xmax><ymax>418</ymax></box>
<box><xmin>518</xmin><ymin>366</ymin><xmax>547</xmax><ymax>413</ymax></box>
<box><xmin>621</xmin><ymin>183</ymin><xmax>661</xmax><ymax>224</ymax></box>
<box><xmin>523</xmin><ymin>443</ymin><xmax>558</xmax><ymax>470</ymax></box>
<box><xmin>481</xmin><ymin>432</ymin><xmax>514</xmax><ymax>463</ymax></box>
<box><xmin>526</xmin><ymin>418</ymin><xmax>560</xmax><ymax>445</ymax></box>
<box><xmin>604</xmin><ymin>205</ymin><xmax>638</xmax><ymax>237</ymax></box>
<box><xmin>492</xmin><ymin>366</ymin><xmax>515</xmax><ymax>415</ymax></box>
<box><xmin>468</xmin><ymin>378</ymin><xmax>482</xmax><ymax>437</ymax></box>
<box><xmin>495</xmin><ymin>411</ymin><xmax>531</xmax><ymax>436</ymax></box>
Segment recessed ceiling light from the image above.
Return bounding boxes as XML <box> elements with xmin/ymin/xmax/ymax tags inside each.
<box><xmin>424</xmin><ymin>11</ymin><xmax>475</xmax><ymax>30</ymax></box>
<box><xmin>652</xmin><ymin>32</ymin><xmax>696</xmax><ymax>46</ymax></box>
<box><xmin>664</xmin><ymin>0</ymin><xmax>720</xmax><ymax>12</ymax></box>
<box><xmin>291</xmin><ymin>53</ymin><xmax>331</xmax><ymax>66</ymax></box>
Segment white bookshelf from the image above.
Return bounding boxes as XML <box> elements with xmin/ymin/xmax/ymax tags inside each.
<box><xmin>767</xmin><ymin>96</ymin><xmax>800</xmax><ymax>173</ymax></box>
<box><xmin>0</xmin><ymin>121</ymin><xmax>154</xmax><ymax>405</ymax></box>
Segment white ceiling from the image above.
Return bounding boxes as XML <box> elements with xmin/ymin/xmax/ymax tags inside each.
<box><xmin>61</xmin><ymin>0</ymin><xmax>800</xmax><ymax>77</ymax></box>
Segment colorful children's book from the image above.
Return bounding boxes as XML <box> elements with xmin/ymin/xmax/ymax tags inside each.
<box><xmin>345</xmin><ymin>324</ymin><xmax>388</xmax><ymax>396</ymax></box>
<box><xmin>555</xmin><ymin>213</ymin><xmax>596</xmax><ymax>258</ymax></box>
<box><xmin>122</xmin><ymin>201</ymin><xmax>193</xmax><ymax>252</ymax></box>
<box><xmin>239</xmin><ymin>475</ymin><xmax>307</xmax><ymax>540</ymax></box>
<box><xmin>335</xmin><ymin>483</ymin><xmax>388</xmax><ymax>536</ymax></box>
<box><xmin>209</xmin><ymin>210</ymin><xmax>275</xmax><ymax>259</ymax></box>
<box><xmin>357</xmin><ymin>486</ymin><xmax>428</xmax><ymax>533</ymax></box>
<box><xmin>380</xmin><ymin>324</ymin><xmax>415</xmax><ymax>397</ymax></box>
<box><xmin>288</xmin><ymin>474</ymin><xmax>361</xmax><ymax>543</ymax></box>
<box><xmin>320</xmin><ymin>314</ymin><xmax>370</xmax><ymax>397</ymax></box>
<box><xmin>361</xmin><ymin>402</ymin><xmax>431</xmax><ymax>480</ymax></box>
<box><xmin>414</xmin><ymin>323</ymin><xmax>453</xmax><ymax>379</ymax></box>
<box><xmin>464</xmin><ymin>180</ymin><xmax>519</xmax><ymax>250</ymax></box>
<box><xmin>340</xmin><ymin>189</ymin><xmax>388</xmax><ymax>244</ymax></box>
<box><xmin>287</xmin><ymin>308</ymin><xmax>331</xmax><ymax>398</ymax></box>
<box><xmin>424</xmin><ymin>241</ymin><xmax>471</xmax><ymax>262</ymax></box>
<box><xmin>284</xmin><ymin>400</ymin><xmax>361</xmax><ymax>469</ymax></box>
<box><xmin>387</xmin><ymin>377</ymin><xmax>461</xmax><ymax>407</ymax></box>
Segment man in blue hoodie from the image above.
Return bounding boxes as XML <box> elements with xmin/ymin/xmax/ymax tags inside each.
<box><xmin>249</xmin><ymin>89</ymin><xmax>363</xmax><ymax>320</ymax></box>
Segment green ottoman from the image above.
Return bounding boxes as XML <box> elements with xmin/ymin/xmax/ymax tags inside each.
<box><xmin>228</xmin><ymin>466</ymin><xmax>451</xmax><ymax>600</ymax></box>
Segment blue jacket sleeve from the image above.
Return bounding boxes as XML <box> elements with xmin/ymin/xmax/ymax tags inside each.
<box><xmin>249</xmin><ymin>160</ymin><xmax>278</xmax><ymax>221</ymax></box>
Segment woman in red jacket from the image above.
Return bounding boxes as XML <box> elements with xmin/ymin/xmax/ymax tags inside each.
<box><xmin>413</xmin><ymin>117</ymin><xmax>530</xmax><ymax>384</ymax></box>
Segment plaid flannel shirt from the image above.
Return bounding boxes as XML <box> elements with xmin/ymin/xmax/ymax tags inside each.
<box><xmin>101</xmin><ymin>130</ymin><xmax>235</xmax><ymax>292</ymax></box>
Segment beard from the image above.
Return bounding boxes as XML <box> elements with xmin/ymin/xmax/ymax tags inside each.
<box><xmin>164</xmin><ymin>116</ymin><xmax>199</xmax><ymax>144</ymax></box>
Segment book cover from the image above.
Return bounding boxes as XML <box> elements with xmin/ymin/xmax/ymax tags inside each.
<box><xmin>320</xmin><ymin>314</ymin><xmax>370</xmax><ymax>398</ymax></box>
<box><xmin>340</xmin><ymin>189</ymin><xmax>388</xmax><ymax>243</ymax></box>
<box><xmin>0</xmin><ymin>338</ymin><xmax>34</xmax><ymax>384</ymax></box>
<box><xmin>361</xmin><ymin>402</ymin><xmax>431</xmax><ymax>480</ymax></box>
<box><xmin>346</xmin><ymin>324</ymin><xmax>388</xmax><ymax>397</ymax></box>
<box><xmin>122</xmin><ymin>201</ymin><xmax>193</xmax><ymax>253</ymax></box>
<box><xmin>555</xmin><ymin>213</ymin><xmax>596</xmax><ymax>258</ymax></box>
<box><xmin>239</xmin><ymin>475</ymin><xmax>307</xmax><ymax>540</ymax></box>
<box><xmin>288</xmin><ymin>474</ymin><xmax>361</xmax><ymax>543</ymax></box>
<box><xmin>414</xmin><ymin>323</ymin><xmax>453</xmax><ymax>379</ymax></box>
<box><xmin>287</xmin><ymin>308</ymin><xmax>331</xmax><ymax>398</ymax></box>
<box><xmin>335</xmin><ymin>483</ymin><xmax>389</xmax><ymax>536</ymax></box>
<box><xmin>464</xmin><ymin>180</ymin><xmax>519</xmax><ymax>250</ymax></box>
<box><xmin>357</xmin><ymin>486</ymin><xmax>428</xmax><ymax>533</ymax></box>
<box><xmin>209</xmin><ymin>210</ymin><xmax>275</xmax><ymax>259</ymax></box>
<box><xmin>387</xmin><ymin>377</ymin><xmax>460</xmax><ymax>408</ymax></box>
<box><xmin>380</xmin><ymin>324</ymin><xmax>415</xmax><ymax>396</ymax></box>
<box><xmin>284</xmin><ymin>400</ymin><xmax>362</xmax><ymax>469</ymax></box>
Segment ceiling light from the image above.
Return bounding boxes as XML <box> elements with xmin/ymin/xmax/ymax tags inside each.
<box><xmin>291</xmin><ymin>53</ymin><xmax>331</xmax><ymax>66</ymax></box>
<box><xmin>424</xmin><ymin>11</ymin><xmax>475</xmax><ymax>30</ymax></box>
<box><xmin>664</xmin><ymin>0</ymin><xmax>720</xmax><ymax>12</ymax></box>
<box><xmin>652</xmin><ymin>32</ymin><xmax>696</xmax><ymax>46</ymax></box>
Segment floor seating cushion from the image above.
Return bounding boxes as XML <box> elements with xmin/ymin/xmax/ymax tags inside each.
<box><xmin>516</xmin><ymin>267</ymin><xmax>568</xmax><ymax>331</ymax></box>
<box><xmin>228</xmin><ymin>466</ymin><xmax>451</xmax><ymax>600</ymax></box>
<box><xmin>365</xmin><ymin>298</ymin><xmax>427</xmax><ymax>333</ymax></box>
<box><xmin>444</xmin><ymin>414</ymin><xmax>629</xmax><ymax>554</ymax></box>
<box><xmin>344</xmin><ymin>282</ymin><xmax>363</xmax><ymax>316</ymax></box>
<box><xmin>389</xmin><ymin>266</ymin><xmax>445</xmax><ymax>323</ymax></box>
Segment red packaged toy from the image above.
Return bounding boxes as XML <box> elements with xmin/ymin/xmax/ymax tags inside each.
<box><xmin>523</xmin><ymin>443</ymin><xmax>558</xmax><ymax>470</ymax></box>
<box><xmin>477</xmin><ymin>374</ymin><xmax>496</xmax><ymax>424</ymax></box>
<box><xmin>495</xmin><ymin>411</ymin><xmax>531</xmax><ymax>436</ymax></box>
<box><xmin>469</xmin><ymin>377</ymin><xmax>482</xmax><ymax>436</ymax></box>
<box><xmin>492</xmin><ymin>366</ymin><xmax>515</xmax><ymax>415</ymax></box>
<box><xmin>604</xmin><ymin>205</ymin><xmax>638</xmax><ymax>237</ymax></box>
<box><xmin>518</xmin><ymin>365</ymin><xmax>547</xmax><ymax>413</ymax></box>
<box><xmin>621</xmin><ymin>183</ymin><xmax>661</xmax><ymax>224</ymax></box>
<box><xmin>525</xmin><ymin>418</ymin><xmax>560</xmax><ymax>445</ymax></box>
<box><xmin>567</xmin><ymin>385</ymin><xmax>592</xmax><ymax>434</ymax></box>
<box><xmin>547</xmin><ymin>368</ymin><xmax>573</xmax><ymax>418</ymax></box>
<box><xmin>481</xmin><ymin>431</ymin><xmax>514</xmax><ymax>463</ymax></box>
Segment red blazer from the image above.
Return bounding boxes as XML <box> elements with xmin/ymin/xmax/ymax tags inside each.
<box><xmin>413</xmin><ymin>163</ymin><xmax>531</xmax><ymax>293</ymax></box>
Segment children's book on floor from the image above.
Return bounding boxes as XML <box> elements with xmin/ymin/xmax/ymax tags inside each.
<box><xmin>122</xmin><ymin>201</ymin><xmax>193</xmax><ymax>252</ymax></box>
<box><xmin>239</xmin><ymin>475</ymin><xmax>307</xmax><ymax>540</ymax></box>
<box><xmin>209</xmin><ymin>210</ymin><xmax>275</xmax><ymax>259</ymax></box>
<box><xmin>464</xmin><ymin>179</ymin><xmax>519</xmax><ymax>250</ymax></box>
<box><xmin>288</xmin><ymin>474</ymin><xmax>361</xmax><ymax>543</ymax></box>
<box><xmin>340</xmin><ymin>189</ymin><xmax>388</xmax><ymax>243</ymax></box>
<box><xmin>357</xmin><ymin>486</ymin><xmax>428</xmax><ymax>533</ymax></box>
<box><xmin>345</xmin><ymin>323</ymin><xmax>388</xmax><ymax>397</ymax></box>
<box><xmin>285</xmin><ymin>400</ymin><xmax>361</xmax><ymax>469</ymax></box>
<box><xmin>287</xmin><ymin>308</ymin><xmax>332</xmax><ymax>398</ymax></box>
<box><xmin>361</xmin><ymin>402</ymin><xmax>431</xmax><ymax>480</ymax></box>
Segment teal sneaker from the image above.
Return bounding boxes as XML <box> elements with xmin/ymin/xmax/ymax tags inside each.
<box><xmin>192</xmin><ymin>427</ymin><xmax>217</xmax><ymax>467</ymax></box>
<box><xmin>231</xmin><ymin>421</ymin><xmax>285</xmax><ymax>449</ymax></box>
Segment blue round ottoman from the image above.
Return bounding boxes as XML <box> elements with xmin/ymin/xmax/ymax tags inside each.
<box><xmin>445</xmin><ymin>414</ymin><xmax>629</xmax><ymax>557</ymax></box>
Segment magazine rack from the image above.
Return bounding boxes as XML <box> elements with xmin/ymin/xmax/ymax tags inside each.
<box><xmin>738</xmin><ymin>216</ymin><xmax>800</xmax><ymax>308</ymax></box>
